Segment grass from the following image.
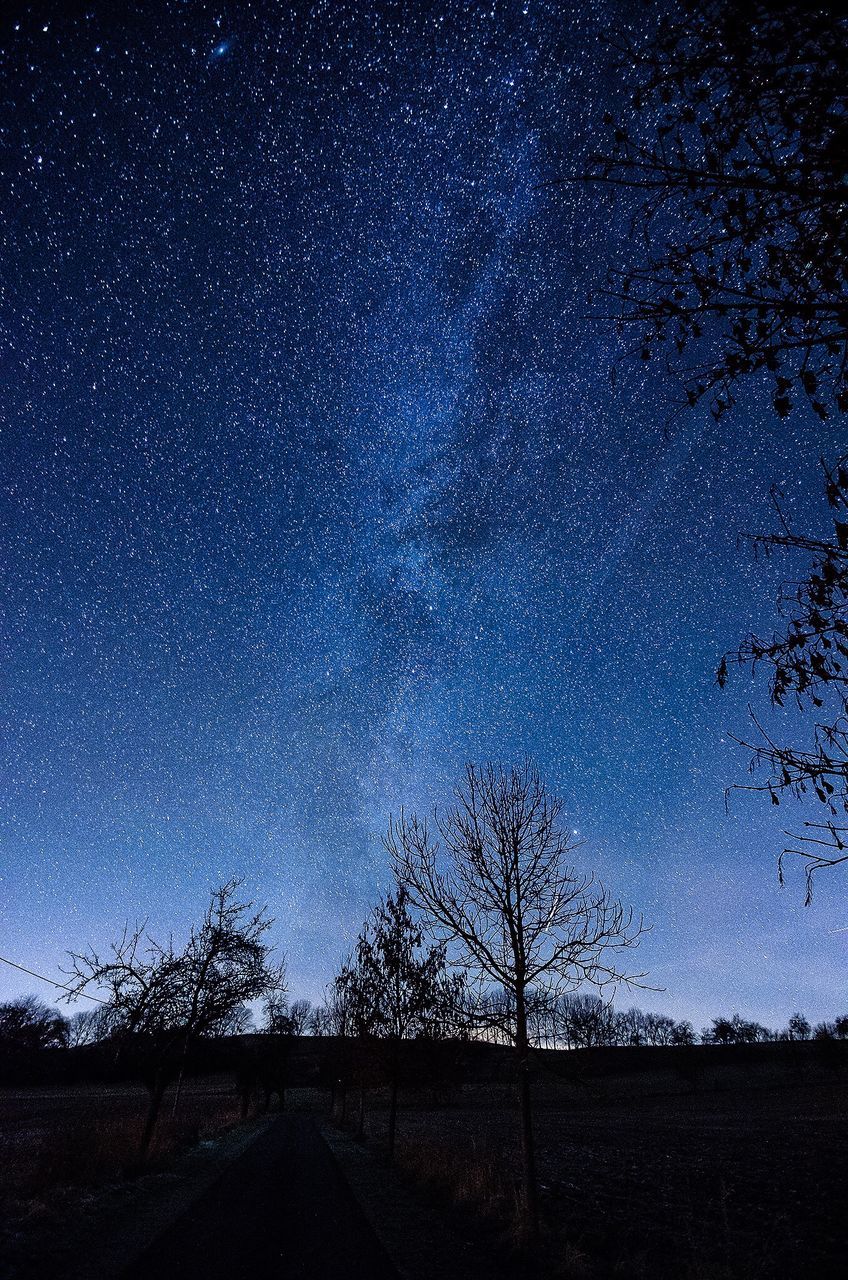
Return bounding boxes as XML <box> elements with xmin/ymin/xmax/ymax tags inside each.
<box><xmin>396</xmin><ymin>1134</ymin><xmax>518</xmax><ymax>1221</ymax></box>
<box><xmin>0</xmin><ymin>1089</ymin><xmax>243</xmax><ymax>1200</ymax></box>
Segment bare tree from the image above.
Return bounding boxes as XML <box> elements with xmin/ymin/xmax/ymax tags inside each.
<box><xmin>386</xmin><ymin>762</ymin><xmax>645</xmax><ymax>1235</ymax></box>
<box><xmin>332</xmin><ymin>941</ymin><xmax>383</xmax><ymax>1137</ymax></box>
<box><xmin>263</xmin><ymin>996</ymin><xmax>312</xmax><ymax>1036</ymax></box>
<box><xmin>703</xmin><ymin>1013</ymin><xmax>770</xmax><ymax>1045</ymax></box>
<box><xmin>264</xmin><ymin>992</ymin><xmax>293</xmax><ymax>1035</ymax></box>
<box><xmin>579</xmin><ymin>0</ymin><xmax>848</xmax><ymax>421</ymax></box>
<box><xmin>288</xmin><ymin>999</ymin><xmax>313</xmax><ymax>1035</ymax></box>
<box><xmin>64</xmin><ymin>880</ymin><xmax>284</xmax><ymax>1157</ymax></box>
<box><xmin>787</xmin><ymin>1012</ymin><xmax>811</xmax><ymax>1042</ymax></box>
<box><xmin>66</xmin><ymin>1005</ymin><xmax>113</xmax><ymax>1048</ymax></box>
<box><xmin>671</xmin><ymin>1019</ymin><xmax>697</xmax><ymax>1047</ymax></box>
<box><xmin>0</xmin><ymin>995</ymin><xmax>68</xmax><ymax>1051</ymax></box>
<box><xmin>308</xmin><ymin>1002</ymin><xmax>335</xmax><ymax>1036</ymax></box>
<box><xmin>559</xmin><ymin>991</ymin><xmax>618</xmax><ymax>1049</ymax></box>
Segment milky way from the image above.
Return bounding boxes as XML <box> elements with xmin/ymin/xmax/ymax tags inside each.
<box><xmin>1</xmin><ymin>1</ymin><xmax>845</xmax><ymax>1027</ymax></box>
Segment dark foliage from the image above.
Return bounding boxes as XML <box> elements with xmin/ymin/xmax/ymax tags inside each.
<box><xmin>332</xmin><ymin>883</ymin><xmax>462</xmax><ymax>1151</ymax></box>
<box><xmin>720</xmin><ymin>459</ymin><xmax>848</xmax><ymax>898</ymax></box>
<box><xmin>583</xmin><ymin>0</ymin><xmax>848</xmax><ymax>421</ymax></box>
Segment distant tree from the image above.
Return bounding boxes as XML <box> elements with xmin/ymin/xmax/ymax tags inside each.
<box><xmin>474</xmin><ymin>986</ymin><xmax>516</xmax><ymax>1045</ymax></box>
<box><xmin>218</xmin><ymin>1004</ymin><xmax>255</xmax><ymax>1036</ymax></box>
<box><xmin>264</xmin><ymin>992</ymin><xmax>294</xmax><ymax>1035</ymax></box>
<box><xmin>288</xmin><ymin>999</ymin><xmax>312</xmax><ymax>1036</ymax></box>
<box><xmin>813</xmin><ymin>1021</ymin><xmax>836</xmax><ymax>1041</ymax></box>
<box><xmin>834</xmin><ymin>1015</ymin><xmax>848</xmax><ymax>1040</ymax></box>
<box><xmin>264</xmin><ymin>996</ymin><xmax>311</xmax><ymax>1036</ymax></box>
<box><xmin>615</xmin><ymin>1005</ymin><xmax>647</xmax><ymax>1047</ymax></box>
<box><xmin>387</xmin><ymin>761</ymin><xmax>645</xmax><ymax>1236</ymax></box>
<box><xmin>64</xmin><ymin>880</ymin><xmax>284</xmax><ymax>1157</ymax></box>
<box><xmin>308</xmin><ymin>1001</ymin><xmax>335</xmax><ymax>1036</ymax></box>
<box><xmin>648</xmin><ymin>1013</ymin><xmax>678</xmax><ymax>1045</ymax></box>
<box><xmin>560</xmin><ymin>992</ymin><xmax>618</xmax><ymax>1049</ymax></box>
<box><xmin>527</xmin><ymin>994</ymin><xmax>551</xmax><ymax>1048</ymax></box>
<box><xmin>581</xmin><ymin>0</ymin><xmax>848</xmax><ymax>422</ymax></box>
<box><xmin>671</xmin><ymin>1020</ymin><xmax>697</xmax><ymax>1046</ymax></box>
<box><xmin>614</xmin><ymin>1007</ymin><xmax>694</xmax><ymax>1047</ymax></box>
<box><xmin>787</xmin><ymin>1012</ymin><xmax>812</xmax><ymax>1041</ymax></box>
<box><xmin>704</xmin><ymin>1016</ymin><xmax>734</xmax><ymax>1045</ymax></box>
<box><xmin>66</xmin><ymin>1005</ymin><xmax>113</xmax><ymax>1048</ymax></box>
<box><xmin>0</xmin><ymin>995</ymin><xmax>68</xmax><ymax>1051</ymax></box>
<box><xmin>704</xmin><ymin>1013</ymin><xmax>770</xmax><ymax>1045</ymax></box>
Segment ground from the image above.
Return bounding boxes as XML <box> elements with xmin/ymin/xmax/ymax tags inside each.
<box><xmin>1</xmin><ymin>1052</ymin><xmax>847</xmax><ymax>1279</ymax></box>
<box><xmin>360</xmin><ymin>1081</ymin><xmax>848</xmax><ymax>1278</ymax></box>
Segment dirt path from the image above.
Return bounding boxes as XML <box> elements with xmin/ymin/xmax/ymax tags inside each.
<box><xmin>119</xmin><ymin>1114</ymin><xmax>399</xmax><ymax>1280</ymax></box>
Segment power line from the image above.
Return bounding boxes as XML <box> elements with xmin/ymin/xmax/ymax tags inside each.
<box><xmin>0</xmin><ymin>954</ymin><xmax>108</xmax><ymax>1004</ymax></box>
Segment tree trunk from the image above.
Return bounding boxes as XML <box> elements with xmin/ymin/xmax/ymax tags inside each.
<box><xmin>139</xmin><ymin>1068</ymin><xmax>167</xmax><ymax>1161</ymax></box>
<box><xmin>387</xmin><ymin>1070</ymin><xmax>398</xmax><ymax>1162</ymax></box>
<box><xmin>515</xmin><ymin>993</ymin><xmax>538</xmax><ymax>1238</ymax></box>
<box><xmin>357</xmin><ymin>1086</ymin><xmax>366</xmax><ymax>1140</ymax></box>
<box><xmin>171</xmin><ymin>1031</ymin><xmax>191</xmax><ymax>1118</ymax></box>
<box><xmin>171</xmin><ymin>1062</ymin><xmax>186</xmax><ymax>1118</ymax></box>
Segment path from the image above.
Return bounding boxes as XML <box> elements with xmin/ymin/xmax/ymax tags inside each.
<box><xmin>120</xmin><ymin>1114</ymin><xmax>399</xmax><ymax>1280</ymax></box>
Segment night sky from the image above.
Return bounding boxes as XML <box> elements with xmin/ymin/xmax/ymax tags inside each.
<box><xmin>1</xmin><ymin>0</ymin><xmax>845</xmax><ymax>1030</ymax></box>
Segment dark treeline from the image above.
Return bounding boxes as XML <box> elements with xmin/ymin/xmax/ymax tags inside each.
<box><xmin>5</xmin><ymin>988</ymin><xmax>846</xmax><ymax>1064</ymax></box>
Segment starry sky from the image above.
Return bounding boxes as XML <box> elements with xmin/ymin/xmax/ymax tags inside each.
<box><xmin>1</xmin><ymin>0</ymin><xmax>845</xmax><ymax>1031</ymax></box>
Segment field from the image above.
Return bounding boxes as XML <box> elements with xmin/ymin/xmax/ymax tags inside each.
<box><xmin>0</xmin><ymin>1077</ymin><xmax>242</xmax><ymax>1199</ymax></box>
<box><xmin>359</xmin><ymin>1062</ymin><xmax>848</xmax><ymax>1278</ymax></box>
<box><xmin>0</xmin><ymin>1077</ymin><xmax>249</xmax><ymax>1280</ymax></box>
<box><xmin>1</xmin><ymin>1044</ymin><xmax>847</xmax><ymax>1279</ymax></box>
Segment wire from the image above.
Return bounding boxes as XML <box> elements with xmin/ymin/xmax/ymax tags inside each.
<box><xmin>0</xmin><ymin>954</ymin><xmax>108</xmax><ymax>1004</ymax></box>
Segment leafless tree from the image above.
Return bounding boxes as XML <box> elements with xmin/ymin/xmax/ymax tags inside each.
<box><xmin>64</xmin><ymin>880</ymin><xmax>284</xmax><ymax>1156</ymax></box>
<box><xmin>263</xmin><ymin>995</ymin><xmax>312</xmax><ymax>1036</ymax></box>
<box><xmin>216</xmin><ymin>1004</ymin><xmax>255</xmax><ymax>1036</ymax></box>
<box><xmin>308</xmin><ymin>1002</ymin><xmax>335</xmax><ymax>1036</ymax></box>
<box><xmin>559</xmin><ymin>991</ymin><xmax>618</xmax><ymax>1049</ymax></box>
<box><xmin>264</xmin><ymin>993</ymin><xmax>293</xmax><ymax>1035</ymax></box>
<box><xmin>0</xmin><ymin>995</ymin><xmax>68</xmax><ymax>1051</ymax></box>
<box><xmin>288</xmin><ymin>999</ymin><xmax>313</xmax><ymax>1035</ymax></box>
<box><xmin>787</xmin><ymin>1012</ymin><xmax>811</xmax><ymax>1042</ymax></box>
<box><xmin>703</xmin><ymin>1013</ymin><xmax>770</xmax><ymax>1045</ymax></box>
<box><xmin>66</xmin><ymin>1005</ymin><xmax>113</xmax><ymax>1048</ymax></box>
<box><xmin>386</xmin><ymin>761</ymin><xmax>646</xmax><ymax>1235</ymax></box>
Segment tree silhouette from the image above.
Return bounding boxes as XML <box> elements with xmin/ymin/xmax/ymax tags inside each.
<box><xmin>787</xmin><ymin>1012</ymin><xmax>811</xmax><ymax>1041</ymax></box>
<box><xmin>386</xmin><ymin>761</ymin><xmax>645</xmax><ymax>1235</ymax></box>
<box><xmin>64</xmin><ymin>879</ymin><xmax>284</xmax><ymax>1156</ymax></box>
<box><xmin>0</xmin><ymin>995</ymin><xmax>68</xmax><ymax>1051</ymax></box>
<box><xmin>703</xmin><ymin>1013</ymin><xmax>769</xmax><ymax>1045</ymax></box>
<box><xmin>336</xmin><ymin>883</ymin><xmax>461</xmax><ymax>1154</ymax></box>
<box><xmin>581</xmin><ymin>0</ymin><xmax>848</xmax><ymax>421</ymax></box>
<box><xmin>720</xmin><ymin>459</ymin><xmax>848</xmax><ymax>898</ymax></box>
